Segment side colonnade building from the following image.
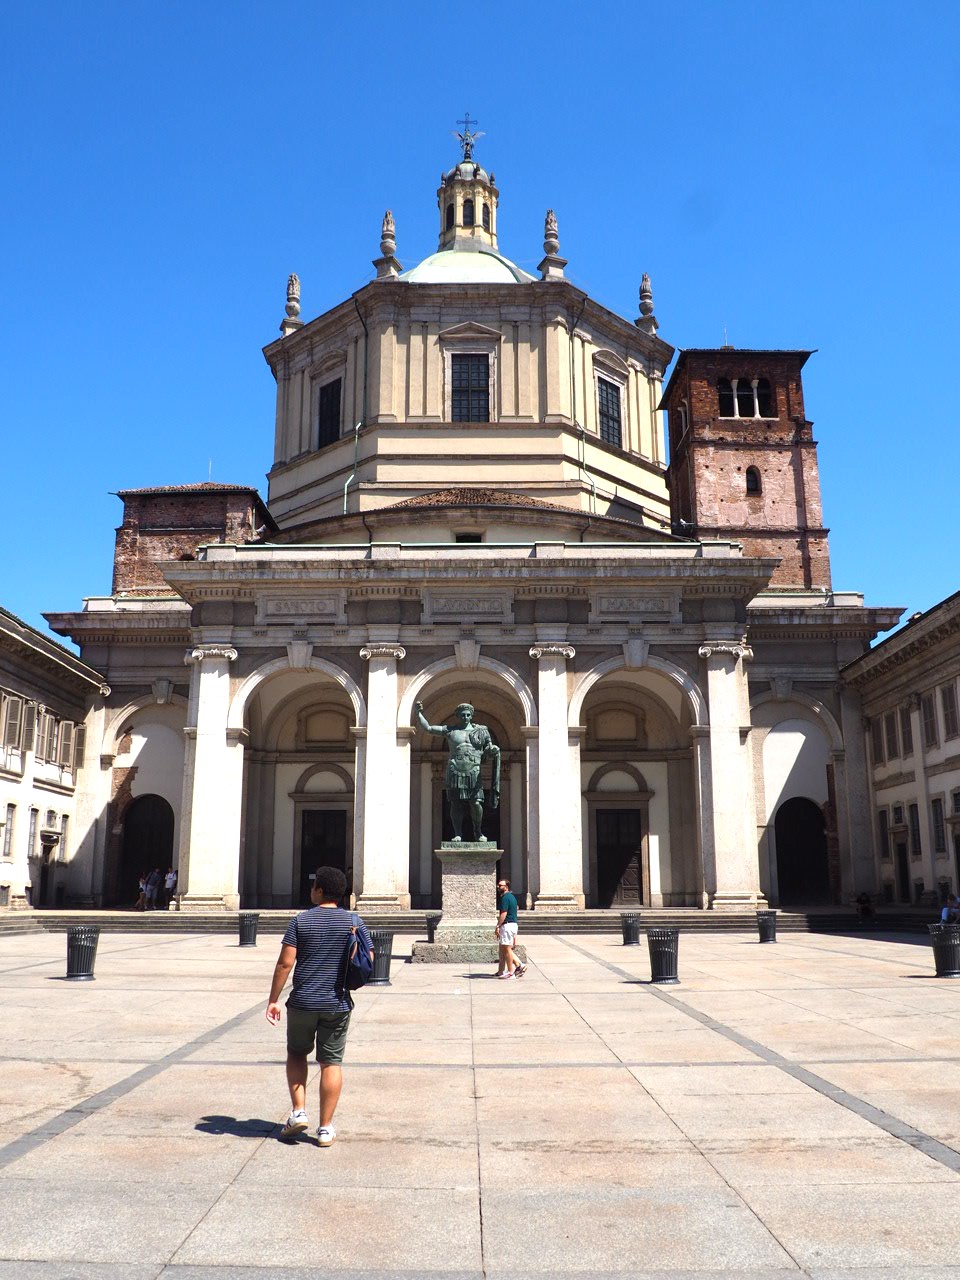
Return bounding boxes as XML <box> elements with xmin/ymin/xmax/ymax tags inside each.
<box><xmin>38</xmin><ymin>130</ymin><xmax>901</xmax><ymax>914</ymax></box>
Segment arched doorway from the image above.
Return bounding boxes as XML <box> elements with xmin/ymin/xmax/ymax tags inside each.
<box><xmin>120</xmin><ymin>795</ymin><xmax>175</xmax><ymax>908</ymax></box>
<box><xmin>775</xmin><ymin>797</ymin><xmax>830</xmax><ymax>905</ymax></box>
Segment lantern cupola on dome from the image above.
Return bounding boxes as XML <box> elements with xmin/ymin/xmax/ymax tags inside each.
<box><xmin>437</xmin><ymin>114</ymin><xmax>499</xmax><ymax>251</ymax></box>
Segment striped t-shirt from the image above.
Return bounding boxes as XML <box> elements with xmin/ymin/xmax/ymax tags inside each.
<box><xmin>282</xmin><ymin>906</ymin><xmax>373</xmax><ymax>1012</ymax></box>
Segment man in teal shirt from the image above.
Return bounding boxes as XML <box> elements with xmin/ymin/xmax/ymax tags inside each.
<box><xmin>495</xmin><ymin>876</ymin><xmax>526</xmax><ymax>979</ymax></box>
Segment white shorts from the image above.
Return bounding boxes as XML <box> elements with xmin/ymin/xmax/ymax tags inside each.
<box><xmin>498</xmin><ymin>922</ymin><xmax>518</xmax><ymax>946</ymax></box>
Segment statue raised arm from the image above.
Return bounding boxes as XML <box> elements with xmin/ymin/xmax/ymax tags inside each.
<box><xmin>414</xmin><ymin>700</ymin><xmax>500</xmax><ymax>842</ymax></box>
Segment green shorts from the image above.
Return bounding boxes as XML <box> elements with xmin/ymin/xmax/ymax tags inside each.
<box><xmin>286</xmin><ymin>1006</ymin><xmax>352</xmax><ymax>1063</ymax></box>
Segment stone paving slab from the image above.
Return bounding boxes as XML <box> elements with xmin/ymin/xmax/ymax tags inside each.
<box><xmin>4</xmin><ymin>928</ymin><xmax>960</xmax><ymax>1276</ymax></box>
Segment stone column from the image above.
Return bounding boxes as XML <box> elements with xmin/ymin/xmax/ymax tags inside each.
<box><xmin>176</xmin><ymin>645</ymin><xmax>243</xmax><ymax>911</ymax></box>
<box><xmin>357</xmin><ymin>644</ymin><xmax>410</xmax><ymax>910</ymax></box>
<box><xmin>530</xmin><ymin>643</ymin><xmax>584</xmax><ymax>909</ymax></box>
<box><xmin>699</xmin><ymin>642</ymin><xmax>765</xmax><ymax>909</ymax></box>
<box><xmin>689</xmin><ymin>726</ymin><xmax>713</xmax><ymax>908</ymax></box>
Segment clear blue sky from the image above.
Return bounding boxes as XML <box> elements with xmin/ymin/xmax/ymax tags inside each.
<box><xmin>3</xmin><ymin>1</ymin><xmax>957</xmax><ymax>644</ymax></box>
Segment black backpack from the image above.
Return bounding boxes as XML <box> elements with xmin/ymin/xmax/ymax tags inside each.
<box><xmin>342</xmin><ymin>912</ymin><xmax>374</xmax><ymax>991</ymax></box>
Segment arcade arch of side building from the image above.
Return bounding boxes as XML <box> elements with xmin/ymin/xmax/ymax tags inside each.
<box><xmin>39</xmin><ymin>134</ymin><xmax>903</xmax><ymax>913</ymax></box>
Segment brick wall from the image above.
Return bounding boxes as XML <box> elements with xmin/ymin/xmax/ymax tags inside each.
<box><xmin>112</xmin><ymin>487</ymin><xmax>272</xmax><ymax>595</ymax></box>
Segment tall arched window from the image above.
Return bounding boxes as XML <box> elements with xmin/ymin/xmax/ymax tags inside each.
<box><xmin>445</xmin><ymin>203</ymin><xmax>454</xmax><ymax>231</ymax></box>
<box><xmin>757</xmin><ymin>377</ymin><xmax>774</xmax><ymax>417</ymax></box>
<box><xmin>736</xmin><ymin>379</ymin><xmax>755</xmax><ymax>417</ymax></box>
<box><xmin>745</xmin><ymin>466</ymin><xmax>761</xmax><ymax>494</ymax></box>
<box><xmin>463</xmin><ymin>199</ymin><xmax>475</xmax><ymax>227</ymax></box>
<box><xmin>482</xmin><ymin>203</ymin><xmax>490</xmax><ymax>231</ymax></box>
<box><xmin>718</xmin><ymin>378</ymin><xmax>734</xmax><ymax>416</ymax></box>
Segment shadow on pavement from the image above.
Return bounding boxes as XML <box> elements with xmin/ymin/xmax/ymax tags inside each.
<box><xmin>195</xmin><ymin>1114</ymin><xmax>277</xmax><ymax>1138</ymax></box>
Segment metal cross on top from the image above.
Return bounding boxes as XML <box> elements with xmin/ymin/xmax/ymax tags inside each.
<box><xmin>455</xmin><ymin>113</ymin><xmax>485</xmax><ymax>160</ymax></box>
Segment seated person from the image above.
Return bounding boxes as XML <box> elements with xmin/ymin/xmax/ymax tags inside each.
<box><xmin>940</xmin><ymin>894</ymin><xmax>959</xmax><ymax>923</ymax></box>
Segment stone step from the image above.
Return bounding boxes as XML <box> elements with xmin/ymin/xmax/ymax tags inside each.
<box><xmin>7</xmin><ymin>908</ymin><xmax>934</xmax><ymax>936</ymax></box>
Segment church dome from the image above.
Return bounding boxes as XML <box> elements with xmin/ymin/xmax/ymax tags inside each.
<box><xmin>400</xmin><ymin>246</ymin><xmax>534</xmax><ymax>285</ymax></box>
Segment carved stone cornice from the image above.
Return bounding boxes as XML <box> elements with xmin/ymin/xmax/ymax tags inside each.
<box><xmin>529</xmin><ymin>644</ymin><xmax>575</xmax><ymax>660</ymax></box>
<box><xmin>698</xmin><ymin>643</ymin><xmax>753</xmax><ymax>662</ymax></box>
<box><xmin>185</xmin><ymin>645</ymin><xmax>238</xmax><ymax>665</ymax></box>
<box><xmin>360</xmin><ymin>644</ymin><xmax>406</xmax><ymax>661</ymax></box>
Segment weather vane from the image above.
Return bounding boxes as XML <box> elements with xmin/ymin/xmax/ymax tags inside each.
<box><xmin>454</xmin><ymin>113</ymin><xmax>484</xmax><ymax>161</ymax></box>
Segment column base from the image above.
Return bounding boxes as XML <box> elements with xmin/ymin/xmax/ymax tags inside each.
<box><xmin>710</xmin><ymin>892</ymin><xmax>768</xmax><ymax>912</ymax></box>
<box><xmin>411</xmin><ymin>939</ymin><xmax>527</xmax><ymax>964</ymax></box>
<box><xmin>533</xmin><ymin>893</ymin><xmax>585</xmax><ymax>911</ymax></box>
<box><xmin>356</xmin><ymin>893</ymin><xmax>411</xmax><ymax>912</ymax></box>
<box><xmin>173</xmin><ymin>893</ymin><xmax>241</xmax><ymax>912</ymax></box>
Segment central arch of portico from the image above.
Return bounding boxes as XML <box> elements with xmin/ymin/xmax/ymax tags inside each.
<box><xmin>571</xmin><ymin>654</ymin><xmax>707</xmax><ymax>908</ymax></box>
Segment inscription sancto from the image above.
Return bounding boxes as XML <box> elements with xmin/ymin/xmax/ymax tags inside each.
<box><xmin>262</xmin><ymin>598</ymin><xmax>338</xmax><ymax>617</ymax></box>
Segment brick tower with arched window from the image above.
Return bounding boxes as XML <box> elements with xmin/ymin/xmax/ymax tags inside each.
<box><xmin>661</xmin><ymin>348</ymin><xmax>831</xmax><ymax>589</ymax></box>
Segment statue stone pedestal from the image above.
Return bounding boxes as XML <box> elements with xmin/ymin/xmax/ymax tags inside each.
<box><xmin>411</xmin><ymin>844</ymin><xmax>526</xmax><ymax>965</ymax></box>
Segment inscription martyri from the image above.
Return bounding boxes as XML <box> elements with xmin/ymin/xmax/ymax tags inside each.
<box><xmin>431</xmin><ymin>597</ymin><xmax>505</xmax><ymax>616</ymax></box>
<box><xmin>596</xmin><ymin>596</ymin><xmax>670</xmax><ymax>614</ymax></box>
<box><xmin>262</xmin><ymin>598</ymin><xmax>338</xmax><ymax>617</ymax></box>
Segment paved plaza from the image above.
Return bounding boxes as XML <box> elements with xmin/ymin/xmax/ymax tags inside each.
<box><xmin>3</xmin><ymin>926</ymin><xmax>960</xmax><ymax>1279</ymax></box>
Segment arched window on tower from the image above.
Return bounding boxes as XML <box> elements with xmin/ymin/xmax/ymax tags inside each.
<box><xmin>745</xmin><ymin>466</ymin><xmax>761</xmax><ymax>494</ymax></box>
<box><xmin>445</xmin><ymin>203</ymin><xmax>454</xmax><ymax>231</ymax></box>
<box><xmin>736</xmin><ymin>379</ymin><xmax>755</xmax><ymax>417</ymax></box>
<box><xmin>756</xmin><ymin>377</ymin><xmax>774</xmax><ymax>417</ymax></box>
<box><xmin>463</xmin><ymin>199</ymin><xmax>475</xmax><ymax>227</ymax></box>
<box><xmin>482</xmin><ymin>203</ymin><xmax>490</xmax><ymax>231</ymax></box>
<box><xmin>718</xmin><ymin>378</ymin><xmax>734</xmax><ymax>417</ymax></box>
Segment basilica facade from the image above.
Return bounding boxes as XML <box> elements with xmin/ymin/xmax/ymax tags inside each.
<box><xmin>39</xmin><ymin>131</ymin><xmax>901</xmax><ymax>914</ymax></box>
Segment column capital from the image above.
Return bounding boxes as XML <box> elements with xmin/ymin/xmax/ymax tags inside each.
<box><xmin>360</xmin><ymin>643</ymin><xmax>406</xmax><ymax>661</ymax></box>
<box><xmin>185</xmin><ymin>645</ymin><xmax>238</xmax><ymax>665</ymax></box>
<box><xmin>698</xmin><ymin>643</ymin><xmax>753</xmax><ymax>662</ymax></box>
<box><xmin>529</xmin><ymin>644</ymin><xmax>575</xmax><ymax>661</ymax></box>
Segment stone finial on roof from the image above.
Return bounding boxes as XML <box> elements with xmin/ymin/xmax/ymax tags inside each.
<box><xmin>280</xmin><ymin>273</ymin><xmax>303</xmax><ymax>337</ymax></box>
<box><xmin>538</xmin><ymin>209</ymin><xmax>567</xmax><ymax>282</ymax></box>
<box><xmin>374</xmin><ymin>209</ymin><xmax>402</xmax><ymax>280</ymax></box>
<box><xmin>544</xmin><ymin>209</ymin><xmax>559</xmax><ymax>256</ymax></box>
<box><xmin>636</xmin><ymin>272</ymin><xmax>659</xmax><ymax>335</ymax></box>
<box><xmin>381</xmin><ymin>210</ymin><xmax>396</xmax><ymax>257</ymax></box>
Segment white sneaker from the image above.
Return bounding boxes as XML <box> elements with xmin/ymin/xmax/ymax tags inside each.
<box><xmin>317</xmin><ymin>1124</ymin><xmax>336</xmax><ymax>1147</ymax></box>
<box><xmin>498</xmin><ymin>972</ymin><xmax>514</xmax><ymax>980</ymax></box>
<box><xmin>281</xmin><ymin>1108</ymin><xmax>309</xmax><ymax>1139</ymax></box>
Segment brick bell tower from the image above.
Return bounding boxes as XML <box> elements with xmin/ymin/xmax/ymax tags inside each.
<box><xmin>661</xmin><ymin>349</ymin><xmax>831</xmax><ymax>589</ymax></box>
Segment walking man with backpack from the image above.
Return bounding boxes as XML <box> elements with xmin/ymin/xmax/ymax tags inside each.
<box><xmin>266</xmin><ymin>865</ymin><xmax>373</xmax><ymax>1147</ymax></box>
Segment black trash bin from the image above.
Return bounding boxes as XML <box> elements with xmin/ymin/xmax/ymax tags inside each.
<box><xmin>66</xmin><ymin>925</ymin><xmax>100</xmax><ymax>981</ymax></box>
<box><xmin>647</xmin><ymin>927</ymin><xmax>679</xmax><ymax>984</ymax></box>
<box><xmin>238</xmin><ymin>912</ymin><xmax>259</xmax><ymax>947</ymax></box>
<box><xmin>928</xmin><ymin>923</ymin><xmax>960</xmax><ymax>978</ymax></box>
<box><xmin>425</xmin><ymin>912</ymin><xmax>441</xmax><ymax>944</ymax></box>
<box><xmin>757</xmin><ymin>910</ymin><xmax>777</xmax><ymax>944</ymax></box>
<box><xmin>621</xmin><ymin>914</ymin><xmax>641</xmax><ymax>945</ymax></box>
<box><xmin>369</xmin><ymin>929</ymin><xmax>394</xmax><ymax>986</ymax></box>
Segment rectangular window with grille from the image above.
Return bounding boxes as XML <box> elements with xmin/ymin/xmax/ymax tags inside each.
<box><xmin>2</xmin><ymin>805</ymin><xmax>13</xmax><ymax>858</ymax></box>
<box><xmin>932</xmin><ymin>798</ymin><xmax>947</xmax><ymax>853</ymax></box>
<box><xmin>941</xmin><ymin>684</ymin><xmax>959</xmax><ymax>739</ymax></box>
<box><xmin>59</xmin><ymin>814</ymin><xmax>69</xmax><ymax>863</ymax></box>
<box><xmin>28</xmin><ymin>808</ymin><xmax>37</xmax><ymax>858</ymax></box>
<box><xmin>900</xmin><ymin>704</ymin><xmax>913</xmax><ymax>756</ymax></box>
<box><xmin>909</xmin><ymin>803</ymin><xmax>922</xmax><ymax>858</ymax></box>
<box><xmin>451</xmin><ymin>354</ymin><xmax>489</xmax><ymax>422</ymax></box>
<box><xmin>317</xmin><ymin>377</ymin><xmax>342</xmax><ymax>448</ymax></box>
<box><xmin>597</xmin><ymin>377</ymin><xmax>622</xmax><ymax>447</ymax></box>
<box><xmin>884</xmin><ymin>712</ymin><xmax>899</xmax><ymax>760</ymax></box>
<box><xmin>922</xmin><ymin>693</ymin><xmax>938</xmax><ymax>749</ymax></box>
